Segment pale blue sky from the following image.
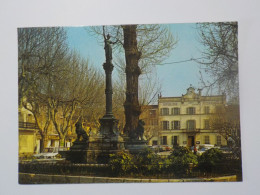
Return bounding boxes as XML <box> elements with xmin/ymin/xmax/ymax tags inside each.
<box><xmin>66</xmin><ymin>23</ymin><xmax>207</xmax><ymax>97</ymax></box>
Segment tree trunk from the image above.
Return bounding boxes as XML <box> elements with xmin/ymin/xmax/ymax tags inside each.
<box><xmin>40</xmin><ymin>134</ymin><xmax>49</xmax><ymax>152</ymax></box>
<box><xmin>59</xmin><ymin>135</ymin><xmax>66</xmax><ymax>147</ymax></box>
<box><xmin>123</xmin><ymin>25</ymin><xmax>142</xmax><ymax>139</ymax></box>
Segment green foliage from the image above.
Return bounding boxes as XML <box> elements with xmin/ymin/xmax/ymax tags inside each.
<box><xmin>109</xmin><ymin>151</ymin><xmax>136</xmax><ymax>176</ymax></box>
<box><xmin>135</xmin><ymin>148</ymin><xmax>164</xmax><ymax>175</ymax></box>
<box><xmin>198</xmin><ymin>148</ymin><xmax>224</xmax><ymax>172</ymax></box>
<box><xmin>136</xmin><ymin>148</ymin><xmax>158</xmax><ymax>164</ymax></box>
<box><xmin>171</xmin><ymin>146</ymin><xmax>190</xmax><ymax>157</ymax></box>
<box><xmin>168</xmin><ymin>147</ymin><xmax>198</xmax><ymax>176</ymax></box>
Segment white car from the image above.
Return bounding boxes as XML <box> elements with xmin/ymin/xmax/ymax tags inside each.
<box><xmin>196</xmin><ymin>144</ymin><xmax>215</xmax><ymax>155</ymax></box>
<box><xmin>33</xmin><ymin>147</ymin><xmax>59</xmax><ymax>159</ymax></box>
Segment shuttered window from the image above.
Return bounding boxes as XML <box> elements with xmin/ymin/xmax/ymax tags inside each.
<box><xmin>161</xmin><ymin>121</ymin><xmax>169</xmax><ymax>130</ymax></box>
<box><xmin>187</xmin><ymin>120</ymin><xmax>196</xmax><ymax>130</ymax></box>
<box><xmin>160</xmin><ymin>108</ymin><xmax>169</xmax><ymax>115</ymax></box>
<box><xmin>187</xmin><ymin>107</ymin><xmax>195</xmax><ymax>115</ymax></box>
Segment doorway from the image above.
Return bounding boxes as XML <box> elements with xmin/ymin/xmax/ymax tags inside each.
<box><xmin>173</xmin><ymin>136</ymin><xmax>178</xmax><ymax>146</ymax></box>
<box><xmin>162</xmin><ymin>136</ymin><xmax>167</xmax><ymax>145</ymax></box>
<box><xmin>188</xmin><ymin>136</ymin><xmax>195</xmax><ymax>147</ymax></box>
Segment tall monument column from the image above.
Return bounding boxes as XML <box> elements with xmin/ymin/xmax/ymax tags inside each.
<box><xmin>99</xmin><ymin>59</ymin><xmax>118</xmax><ymax>136</ymax></box>
<box><xmin>99</xmin><ymin>33</ymin><xmax>118</xmax><ymax>136</ymax></box>
<box><xmin>66</xmin><ymin>33</ymin><xmax>124</xmax><ymax>164</ymax></box>
<box><xmin>103</xmin><ymin>61</ymin><xmax>114</xmax><ymax>118</ymax></box>
<box><xmin>87</xmin><ymin>33</ymin><xmax>124</xmax><ymax>162</ymax></box>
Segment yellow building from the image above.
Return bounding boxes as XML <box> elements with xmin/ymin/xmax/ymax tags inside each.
<box><xmin>18</xmin><ymin>106</ymin><xmax>40</xmax><ymax>155</ymax></box>
<box><xmin>19</xmin><ymin>105</ymin><xmax>76</xmax><ymax>156</ymax></box>
<box><xmin>158</xmin><ymin>86</ymin><xmax>227</xmax><ymax>147</ymax></box>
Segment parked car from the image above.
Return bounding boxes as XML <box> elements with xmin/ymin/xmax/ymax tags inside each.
<box><xmin>219</xmin><ymin>146</ymin><xmax>233</xmax><ymax>154</ymax></box>
<box><xmin>33</xmin><ymin>147</ymin><xmax>61</xmax><ymax>159</ymax></box>
<box><xmin>196</xmin><ymin>144</ymin><xmax>214</xmax><ymax>155</ymax></box>
<box><xmin>162</xmin><ymin>145</ymin><xmax>172</xmax><ymax>151</ymax></box>
<box><xmin>150</xmin><ymin>145</ymin><xmax>161</xmax><ymax>153</ymax></box>
<box><xmin>197</xmin><ymin>147</ymin><xmax>207</xmax><ymax>155</ymax></box>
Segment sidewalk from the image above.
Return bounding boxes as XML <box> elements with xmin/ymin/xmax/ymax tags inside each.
<box><xmin>19</xmin><ymin>173</ymin><xmax>237</xmax><ymax>184</ymax></box>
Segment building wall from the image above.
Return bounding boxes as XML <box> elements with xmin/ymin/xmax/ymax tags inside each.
<box><xmin>19</xmin><ymin>106</ymin><xmax>38</xmax><ymax>155</ymax></box>
<box><xmin>157</xmin><ymin>87</ymin><xmax>227</xmax><ymax>147</ymax></box>
<box><xmin>19</xmin><ymin>132</ymin><xmax>36</xmax><ymax>154</ymax></box>
<box><xmin>19</xmin><ymin>104</ymin><xmax>78</xmax><ymax>155</ymax></box>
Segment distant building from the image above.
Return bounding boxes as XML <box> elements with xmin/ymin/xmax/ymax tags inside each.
<box><xmin>140</xmin><ymin>105</ymin><xmax>159</xmax><ymax>145</ymax></box>
<box><xmin>19</xmin><ymin>104</ymin><xmax>77</xmax><ymax>156</ymax></box>
<box><xmin>141</xmin><ymin>86</ymin><xmax>228</xmax><ymax>147</ymax></box>
<box><xmin>19</xmin><ymin>106</ymin><xmax>40</xmax><ymax>155</ymax></box>
<box><xmin>158</xmin><ymin>86</ymin><xmax>227</xmax><ymax>147</ymax></box>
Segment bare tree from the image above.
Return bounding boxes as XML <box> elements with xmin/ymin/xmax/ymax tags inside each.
<box><xmin>18</xmin><ymin>27</ymin><xmax>105</xmax><ymax>149</ymax></box>
<box><xmin>49</xmin><ymin>53</ymin><xmax>105</xmax><ymax>146</ymax></box>
<box><xmin>210</xmin><ymin>104</ymin><xmax>241</xmax><ymax>159</ymax></box>
<box><xmin>18</xmin><ymin>27</ymin><xmax>69</xmax><ymax>150</ymax></box>
<box><xmin>196</xmin><ymin>22</ymin><xmax>238</xmax><ymax>99</ymax></box>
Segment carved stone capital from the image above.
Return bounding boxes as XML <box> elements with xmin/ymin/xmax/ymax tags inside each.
<box><xmin>103</xmin><ymin>62</ymin><xmax>114</xmax><ymax>72</ymax></box>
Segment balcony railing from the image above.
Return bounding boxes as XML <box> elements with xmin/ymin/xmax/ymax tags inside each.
<box><xmin>19</xmin><ymin>122</ymin><xmax>39</xmax><ymax>129</ymax></box>
<box><xmin>182</xmin><ymin>129</ymin><xmax>200</xmax><ymax>133</ymax></box>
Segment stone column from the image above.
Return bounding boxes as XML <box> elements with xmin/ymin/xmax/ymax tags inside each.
<box><xmin>99</xmin><ymin>60</ymin><xmax>118</xmax><ymax>137</ymax></box>
<box><xmin>103</xmin><ymin>62</ymin><xmax>114</xmax><ymax>118</ymax></box>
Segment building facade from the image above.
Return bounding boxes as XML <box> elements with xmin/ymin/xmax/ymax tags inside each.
<box><xmin>19</xmin><ymin>104</ymin><xmax>77</xmax><ymax>156</ymax></box>
<box><xmin>158</xmin><ymin>86</ymin><xmax>227</xmax><ymax>147</ymax></box>
<box><xmin>19</xmin><ymin>106</ymin><xmax>40</xmax><ymax>155</ymax></box>
<box><xmin>140</xmin><ymin>105</ymin><xmax>159</xmax><ymax>145</ymax></box>
<box><xmin>141</xmin><ymin>86</ymin><xmax>228</xmax><ymax>147</ymax></box>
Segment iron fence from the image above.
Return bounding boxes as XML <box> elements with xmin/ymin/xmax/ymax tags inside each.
<box><xmin>19</xmin><ymin>161</ymin><xmax>241</xmax><ymax>179</ymax></box>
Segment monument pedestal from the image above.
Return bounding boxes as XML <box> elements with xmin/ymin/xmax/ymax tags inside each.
<box><xmin>84</xmin><ymin>116</ymin><xmax>124</xmax><ymax>163</ymax></box>
<box><xmin>124</xmin><ymin>139</ymin><xmax>148</xmax><ymax>154</ymax></box>
<box><xmin>66</xmin><ymin>141</ymin><xmax>89</xmax><ymax>163</ymax></box>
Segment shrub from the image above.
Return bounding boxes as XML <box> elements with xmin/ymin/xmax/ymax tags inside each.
<box><xmin>135</xmin><ymin>148</ymin><xmax>163</xmax><ymax>175</ymax></box>
<box><xmin>198</xmin><ymin>148</ymin><xmax>224</xmax><ymax>172</ymax></box>
<box><xmin>108</xmin><ymin>151</ymin><xmax>136</xmax><ymax>176</ymax></box>
<box><xmin>167</xmin><ymin>146</ymin><xmax>198</xmax><ymax>176</ymax></box>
